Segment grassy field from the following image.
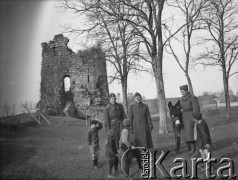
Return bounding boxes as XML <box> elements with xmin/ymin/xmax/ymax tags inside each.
<box><xmin>0</xmin><ymin>107</ymin><xmax>238</xmax><ymax>179</ymax></box>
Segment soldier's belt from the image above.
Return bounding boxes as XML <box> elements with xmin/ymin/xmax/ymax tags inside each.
<box><xmin>111</xmin><ymin>119</ymin><xmax>122</xmax><ymax>122</ymax></box>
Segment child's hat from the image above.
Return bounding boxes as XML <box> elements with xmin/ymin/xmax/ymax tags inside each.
<box><xmin>123</xmin><ymin>119</ymin><xmax>131</xmax><ymax>127</ymax></box>
<box><xmin>192</xmin><ymin>112</ymin><xmax>202</xmax><ymax>120</ymax></box>
<box><xmin>109</xmin><ymin>93</ymin><xmax>116</xmax><ymax>99</ymax></box>
<box><xmin>90</xmin><ymin>120</ymin><xmax>98</xmax><ymax>125</ymax></box>
<box><xmin>107</xmin><ymin>129</ymin><xmax>115</xmax><ymax>138</ymax></box>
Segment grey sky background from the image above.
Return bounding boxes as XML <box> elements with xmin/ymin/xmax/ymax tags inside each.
<box><xmin>0</xmin><ymin>0</ymin><xmax>237</xmax><ymax>110</ymax></box>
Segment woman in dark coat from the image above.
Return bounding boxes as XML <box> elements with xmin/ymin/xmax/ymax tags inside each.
<box><xmin>180</xmin><ymin>85</ymin><xmax>201</xmax><ymax>155</ymax></box>
<box><xmin>104</xmin><ymin>93</ymin><xmax>126</xmax><ymax>151</ymax></box>
<box><xmin>128</xmin><ymin>92</ymin><xmax>153</xmax><ymax>149</ymax></box>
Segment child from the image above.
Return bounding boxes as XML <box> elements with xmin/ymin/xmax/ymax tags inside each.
<box><xmin>193</xmin><ymin>112</ymin><xmax>212</xmax><ymax>169</ymax></box>
<box><xmin>105</xmin><ymin>129</ymin><xmax>119</xmax><ymax>179</ymax></box>
<box><xmin>119</xmin><ymin>119</ymin><xmax>142</xmax><ymax>178</ymax></box>
<box><xmin>87</xmin><ymin>119</ymin><xmax>103</xmax><ymax>170</ymax></box>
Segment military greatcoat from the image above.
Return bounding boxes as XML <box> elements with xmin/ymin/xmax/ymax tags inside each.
<box><xmin>180</xmin><ymin>92</ymin><xmax>200</xmax><ymax>141</ymax></box>
<box><xmin>128</xmin><ymin>102</ymin><xmax>153</xmax><ymax>149</ymax></box>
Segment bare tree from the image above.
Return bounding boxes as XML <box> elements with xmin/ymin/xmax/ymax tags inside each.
<box><xmin>102</xmin><ymin>21</ymin><xmax>150</xmax><ymax>114</ymax></box>
<box><xmin>61</xmin><ymin>0</ymin><xmax>191</xmax><ymax>133</ymax></box>
<box><xmin>102</xmin><ymin>0</ymin><xmax>192</xmax><ymax>133</ymax></box>
<box><xmin>61</xmin><ymin>0</ymin><xmax>149</xmax><ymax>114</ymax></box>
<box><xmin>198</xmin><ymin>0</ymin><xmax>238</xmax><ymax>120</ymax></box>
<box><xmin>166</xmin><ymin>0</ymin><xmax>210</xmax><ymax>95</ymax></box>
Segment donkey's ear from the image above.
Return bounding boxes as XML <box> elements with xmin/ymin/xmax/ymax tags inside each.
<box><xmin>168</xmin><ymin>101</ymin><xmax>172</xmax><ymax>110</ymax></box>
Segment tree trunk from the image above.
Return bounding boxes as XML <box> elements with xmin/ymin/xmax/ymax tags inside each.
<box><xmin>185</xmin><ymin>73</ymin><xmax>194</xmax><ymax>95</ymax></box>
<box><xmin>121</xmin><ymin>78</ymin><xmax>128</xmax><ymax>116</ymax></box>
<box><xmin>152</xmin><ymin>56</ymin><xmax>168</xmax><ymax>134</ymax></box>
<box><xmin>222</xmin><ymin>71</ymin><xmax>231</xmax><ymax>120</ymax></box>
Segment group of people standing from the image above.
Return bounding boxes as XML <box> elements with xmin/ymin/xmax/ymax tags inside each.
<box><xmin>104</xmin><ymin>92</ymin><xmax>153</xmax><ymax>178</ymax></box>
<box><xmin>104</xmin><ymin>92</ymin><xmax>153</xmax><ymax>150</ymax></box>
<box><xmin>87</xmin><ymin>85</ymin><xmax>212</xmax><ymax>179</ymax></box>
<box><xmin>87</xmin><ymin>92</ymin><xmax>153</xmax><ymax>179</ymax></box>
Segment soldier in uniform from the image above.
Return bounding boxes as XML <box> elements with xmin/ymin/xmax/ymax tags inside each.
<box><xmin>104</xmin><ymin>93</ymin><xmax>126</xmax><ymax>151</ymax></box>
<box><xmin>128</xmin><ymin>92</ymin><xmax>153</xmax><ymax>149</ymax></box>
<box><xmin>180</xmin><ymin>85</ymin><xmax>201</xmax><ymax>156</ymax></box>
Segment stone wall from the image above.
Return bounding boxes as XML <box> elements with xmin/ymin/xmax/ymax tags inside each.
<box><xmin>40</xmin><ymin>34</ymin><xmax>109</xmax><ymax>119</ymax></box>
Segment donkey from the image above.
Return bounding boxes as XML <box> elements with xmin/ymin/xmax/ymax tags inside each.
<box><xmin>168</xmin><ymin>100</ymin><xmax>183</xmax><ymax>154</ymax></box>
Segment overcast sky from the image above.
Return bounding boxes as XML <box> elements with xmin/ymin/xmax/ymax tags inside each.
<box><xmin>0</xmin><ymin>0</ymin><xmax>238</xmax><ymax>110</ymax></box>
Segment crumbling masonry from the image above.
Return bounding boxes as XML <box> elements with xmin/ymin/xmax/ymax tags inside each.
<box><xmin>39</xmin><ymin>34</ymin><xmax>109</xmax><ymax>120</ymax></box>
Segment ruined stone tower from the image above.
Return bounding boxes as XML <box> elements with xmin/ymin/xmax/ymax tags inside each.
<box><xmin>40</xmin><ymin>34</ymin><xmax>109</xmax><ymax>120</ymax></box>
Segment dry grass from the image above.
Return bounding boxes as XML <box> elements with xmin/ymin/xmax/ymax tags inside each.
<box><xmin>0</xmin><ymin>107</ymin><xmax>238</xmax><ymax>179</ymax></box>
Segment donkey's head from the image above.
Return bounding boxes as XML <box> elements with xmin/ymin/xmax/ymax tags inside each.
<box><xmin>168</xmin><ymin>100</ymin><xmax>182</xmax><ymax>127</ymax></box>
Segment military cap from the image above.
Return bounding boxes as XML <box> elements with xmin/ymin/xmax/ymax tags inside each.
<box><xmin>134</xmin><ymin>92</ymin><xmax>142</xmax><ymax>98</ymax></box>
<box><xmin>179</xmin><ymin>85</ymin><xmax>188</xmax><ymax>91</ymax></box>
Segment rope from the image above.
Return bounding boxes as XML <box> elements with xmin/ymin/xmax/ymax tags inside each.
<box><xmin>120</xmin><ymin>147</ymin><xmax>145</xmax><ymax>179</ymax></box>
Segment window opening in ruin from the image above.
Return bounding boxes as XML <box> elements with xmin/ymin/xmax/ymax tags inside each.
<box><xmin>64</xmin><ymin>76</ymin><xmax>71</xmax><ymax>92</ymax></box>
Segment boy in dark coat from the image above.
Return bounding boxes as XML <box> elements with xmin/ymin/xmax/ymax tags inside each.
<box><xmin>105</xmin><ymin>129</ymin><xmax>119</xmax><ymax>179</ymax></box>
<box><xmin>87</xmin><ymin>120</ymin><xmax>103</xmax><ymax>170</ymax></box>
<box><xmin>193</xmin><ymin>112</ymin><xmax>212</xmax><ymax>160</ymax></box>
<box><xmin>119</xmin><ymin>119</ymin><xmax>142</xmax><ymax>178</ymax></box>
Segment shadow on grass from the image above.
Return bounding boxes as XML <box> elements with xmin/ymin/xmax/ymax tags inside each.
<box><xmin>0</xmin><ymin>133</ymin><xmax>56</xmax><ymax>179</ymax></box>
<box><xmin>211</xmin><ymin>150</ymin><xmax>238</xmax><ymax>171</ymax></box>
<box><xmin>0</xmin><ymin>138</ymin><xmax>37</xmax><ymax>167</ymax></box>
<box><xmin>220</xmin><ymin>150</ymin><xmax>238</xmax><ymax>160</ymax></box>
<box><xmin>213</xmin><ymin>138</ymin><xmax>238</xmax><ymax>152</ymax></box>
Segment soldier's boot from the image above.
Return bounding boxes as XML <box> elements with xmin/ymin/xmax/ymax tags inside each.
<box><xmin>189</xmin><ymin>142</ymin><xmax>196</xmax><ymax>155</ymax></box>
<box><xmin>185</xmin><ymin>141</ymin><xmax>191</xmax><ymax>152</ymax></box>
<box><xmin>93</xmin><ymin>160</ymin><xmax>97</xmax><ymax>169</ymax></box>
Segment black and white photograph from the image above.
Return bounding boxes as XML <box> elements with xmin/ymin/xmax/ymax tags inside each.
<box><xmin>1</xmin><ymin>0</ymin><xmax>238</xmax><ymax>179</ymax></box>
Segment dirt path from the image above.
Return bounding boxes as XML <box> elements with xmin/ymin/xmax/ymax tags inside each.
<box><xmin>0</xmin><ymin>108</ymin><xmax>238</xmax><ymax>179</ymax></box>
